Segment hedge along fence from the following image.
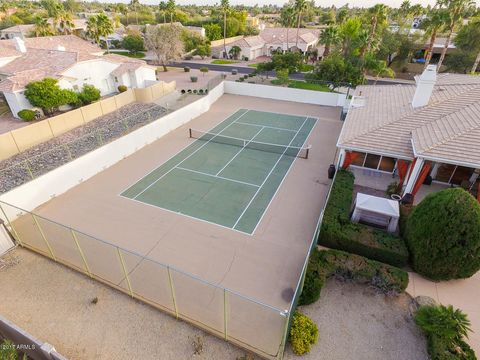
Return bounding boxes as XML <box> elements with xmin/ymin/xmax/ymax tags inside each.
<box><xmin>299</xmin><ymin>248</ymin><xmax>409</xmax><ymax>305</ymax></box>
<box><xmin>318</xmin><ymin>170</ymin><xmax>409</xmax><ymax>267</ymax></box>
<box><xmin>0</xmin><ymin>81</ymin><xmax>176</xmax><ymax>162</ymax></box>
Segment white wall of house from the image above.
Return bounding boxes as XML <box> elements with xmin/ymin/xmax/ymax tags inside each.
<box><xmin>4</xmin><ymin>91</ymin><xmax>33</xmax><ymax>118</ymax></box>
<box><xmin>133</xmin><ymin>67</ymin><xmax>156</xmax><ymax>88</ymax></box>
<box><xmin>61</xmin><ymin>60</ymin><xmax>118</xmax><ymax>95</ymax></box>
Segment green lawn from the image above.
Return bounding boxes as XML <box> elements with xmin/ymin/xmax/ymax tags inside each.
<box><xmin>271</xmin><ymin>79</ymin><xmax>332</xmax><ymax>92</ymax></box>
<box><xmin>211</xmin><ymin>59</ymin><xmax>239</xmax><ymax>64</ymax></box>
<box><xmin>109</xmin><ymin>51</ymin><xmax>146</xmax><ymax>58</ymax></box>
<box><xmin>248</xmin><ymin>63</ymin><xmax>259</xmax><ymax>68</ymax></box>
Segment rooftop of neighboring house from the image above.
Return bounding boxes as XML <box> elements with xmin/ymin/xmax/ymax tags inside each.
<box><xmin>337</xmin><ymin>70</ymin><xmax>480</xmax><ymax>168</ymax></box>
<box><xmin>0</xmin><ymin>35</ymin><xmax>149</xmax><ymax>92</ymax></box>
<box><xmin>0</xmin><ymin>19</ymin><xmax>87</xmax><ymax>37</ymax></box>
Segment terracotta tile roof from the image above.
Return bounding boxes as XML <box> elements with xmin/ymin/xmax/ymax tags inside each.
<box><xmin>228</xmin><ymin>35</ymin><xmax>265</xmax><ymax>48</ymax></box>
<box><xmin>338</xmin><ymin>74</ymin><xmax>480</xmax><ymax>167</ymax></box>
<box><xmin>259</xmin><ymin>28</ymin><xmax>320</xmax><ymax>45</ymax></box>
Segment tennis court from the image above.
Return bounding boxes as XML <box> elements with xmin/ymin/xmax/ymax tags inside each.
<box><xmin>121</xmin><ymin>109</ymin><xmax>317</xmax><ymax>234</ymax></box>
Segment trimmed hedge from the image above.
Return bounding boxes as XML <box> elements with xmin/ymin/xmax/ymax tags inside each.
<box><xmin>17</xmin><ymin>109</ymin><xmax>36</xmax><ymax>121</ymax></box>
<box><xmin>318</xmin><ymin>170</ymin><xmax>409</xmax><ymax>267</ymax></box>
<box><xmin>299</xmin><ymin>249</ymin><xmax>409</xmax><ymax>305</ymax></box>
<box><xmin>406</xmin><ymin>188</ymin><xmax>480</xmax><ymax>280</ymax></box>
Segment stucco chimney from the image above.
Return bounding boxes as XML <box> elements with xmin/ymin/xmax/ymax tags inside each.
<box><xmin>412</xmin><ymin>64</ymin><xmax>437</xmax><ymax>109</ymax></box>
<box><xmin>13</xmin><ymin>37</ymin><xmax>26</xmax><ymax>53</ymax></box>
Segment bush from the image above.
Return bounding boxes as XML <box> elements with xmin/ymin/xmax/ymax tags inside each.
<box><xmin>118</xmin><ymin>85</ymin><xmax>127</xmax><ymax>93</ymax></box>
<box><xmin>190</xmin><ymin>76</ymin><xmax>198</xmax><ymax>83</ymax></box>
<box><xmin>193</xmin><ymin>89</ymin><xmax>197</xmax><ymax>94</ymax></box>
<box><xmin>299</xmin><ymin>249</ymin><xmax>408</xmax><ymax>305</ymax></box>
<box><xmin>78</xmin><ymin>84</ymin><xmax>101</xmax><ymax>105</ymax></box>
<box><xmin>239</xmin><ymin>77</ymin><xmax>244</xmax><ymax>82</ymax></box>
<box><xmin>24</xmin><ymin>77</ymin><xmax>78</xmax><ymax>115</ymax></box>
<box><xmin>386</xmin><ymin>181</ymin><xmax>400</xmax><ymax>196</ymax></box>
<box><xmin>198</xmin><ymin>89</ymin><xmax>204</xmax><ymax>94</ymax></box>
<box><xmin>200</xmin><ymin>67</ymin><xmax>209</xmax><ymax>76</ymax></box>
<box><xmin>415</xmin><ymin>304</ymin><xmax>476</xmax><ymax>360</ymax></box>
<box><xmin>289</xmin><ymin>311</ymin><xmax>318</xmax><ymax>355</ymax></box>
<box><xmin>181</xmin><ymin>89</ymin><xmax>186</xmax><ymax>94</ymax></box>
<box><xmin>405</xmin><ymin>188</ymin><xmax>480</xmax><ymax>280</ymax></box>
<box><xmin>318</xmin><ymin>170</ymin><xmax>409</xmax><ymax>267</ymax></box>
<box><xmin>17</xmin><ymin>109</ymin><xmax>36</xmax><ymax>121</ymax></box>
<box><xmin>184</xmin><ymin>66</ymin><xmax>190</xmax><ymax>72</ymax></box>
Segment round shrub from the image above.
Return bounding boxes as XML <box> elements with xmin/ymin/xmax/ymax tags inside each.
<box><xmin>78</xmin><ymin>84</ymin><xmax>100</xmax><ymax>105</ymax></box>
<box><xmin>118</xmin><ymin>85</ymin><xmax>127</xmax><ymax>93</ymax></box>
<box><xmin>17</xmin><ymin>109</ymin><xmax>36</xmax><ymax>121</ymax></box>
<box><xmin>405</xmin><ymin>188</ymin><xmax>480</xmax><ymax>280</ymax></box>
<box><xmin>289</xmin><ymin>311</ymin><xmax>318</xmax><ymax>355</ymax></box>
<box><xmin>200</xmin><ymin>66</ymin><xmax>209</xmax><ymax>75</ymax></box>
<box><xmin>181</xmin><ymin>89</ymin><xmax>186</xmax><ymax>94</ymax></box>
<box><xmin>204</xmin><ymin>89</ymin><xmax>208</xmax><ymax>94</ymax></box>
<box><xmin>184</xmin><ymin>66</ymin><xmax>190</xmax><ymax>72</ymax></box>
<box><xmin>190</xmin><ymin>76</ymin><xmax>198</xmax><ymax>83</ymax></box>
<box><xmin>193</xmin><ymin>89</ymin><xmax>197</xmax><ymax>94</ymax></box>
<box><xmin>187</xmin><ymin>89</ymin><xmax>192</xmax><ymax>93</ymax></box>
<box><xmin>198</xmin><ymin>89</ymin><xmax>204</xmax><ymax>94</ymax></box>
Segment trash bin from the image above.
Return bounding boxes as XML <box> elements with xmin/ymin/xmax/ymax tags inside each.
<box><xmin>328</xmin><ymin>164</ymin><xmax>336</xmax><ymax>179</ymax></box>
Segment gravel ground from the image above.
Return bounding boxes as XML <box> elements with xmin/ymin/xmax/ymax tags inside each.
<box><xmin>0</xmin><ymin>103</ymin><xmax>166</xmax><ymax>194</ymax></box>
<box><xmin>283</xmin><ymin>278</ymin><xmax>429</xmax><ymax>360</ymax></box>
<box><xmin>0</xmin><ymin>248</ymin><xmax>429</xmax><ymax>360</ymax></box>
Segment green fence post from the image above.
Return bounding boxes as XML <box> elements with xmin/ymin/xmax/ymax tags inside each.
<box><xmin>167</xmin><ymin>266</ymin><xmax>179</xmax><ymax>319</ymax></box>
<box><xmin>117</xmin><ymin>247</ymin><xmax>134</xmax><ymax>298</ymax></box>
<box><xmin>71</xmin><ymin>229</ymin><xmax>92</xmax><ymax>278</ymax></box>
<box><xmin>0</xmin><ymin>203</ymin><xmax>22</xmax><ymax>246</ymax></box>
<box><xmin>32</xmin><ymin>214</ymin><xmax>56</xmax><ymax>261</ymax></box>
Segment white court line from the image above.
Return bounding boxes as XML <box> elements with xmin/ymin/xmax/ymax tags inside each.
<box><xmin>176</xmin><ymin>166</ymin><xmax>260</xmax><ymax>188</ymax></box>
<box><xmin>232</xmin><ymin>116</ymin><xmax>310</xmax><ymax>230</ymax></box>
<box><xmin>234</xmin><ymin>121</ymin><xmax>298</xmax><ymax>133</ymax></box>
<box><xmin>215</xmin><ymin>126</ymin><xmax>264</xmax><ymax>176</ymax></box>
<box><xmin>132</xmin><ymin>109</ymin><xmax>251</xmax><ymax>200</ymax></box>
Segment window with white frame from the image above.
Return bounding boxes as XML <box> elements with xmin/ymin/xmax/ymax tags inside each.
<box><xmin>350</xmin><ymin>151</ymin><xmax>397</xmax><ymax>173</ymax></box>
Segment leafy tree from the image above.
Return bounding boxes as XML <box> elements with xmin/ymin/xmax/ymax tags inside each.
<box><xmin>122</xmin><ymin>34</ymin><xmax>144</xmax><ymax>54</ymax></box>
<box><xmin>24</xmin><ymin>78</ymin><xmax>78</xmax><ymax>115</ymax></box>
<box><xmin>306</xmin><ymin>54</ymin><xmax>364</xmax><ymax>88</ymax></box>
<box><xmin>228</xmin><ymin>45</ymin><xmax>241</xmax><ymax>60</ymax></box>
<box><xmin>319</xmin><ymin>26</ymin><xmax>340</xmax><ymax>58</ymax></box>
<box><xmin>339</xmin><ymin>17</ymin><xmax>362</xmax><ymax>58</ymax></box>
<box><xmin>276</xmin><ymin>68</ymin><xmax>289</xmax><ymax>85</ymax></box>
<box><xmin>204</xmin><ymin>23</ymin><xmax>222</xmax><ymax>41</ymax></box>
<box><xmin>444</xmin><ymin>50</ymin><xmax>477</xmax><ymax>73</ymax></box>
<box><xmin>78</xmin><ymin>84</ymin><xmax>101</xmax><ymax>105</ymax></box>
<box><xmin>405</xmin><ymin>188</ymin><xmax>480</xmax><ymax>280</ymax></box>
<box><xmin>421</xmin><ymin>9</ymin><xmax>449</xmax><ymax>68</ymax></box>
<box><xmin>436</xmin><ymin>0</ymin><xmax>476</xmax><ymax>71</ymax></box>
<box><xmin>364</xmin><ymin>53</ymin><xmax>395</xmax><ymax>83</ymax></box>
<box><xmin>129</xmin><ymin>0</ymin><xmax>140</xmax><ymax>25</ymax></box>
<box><xmin>455</xmin><ymin>17</ymin><xmax>480</xmax><ymax>73</ymax></box>
<box><xmin>363</xmin><ymin>4</ymin><xmax>390</xmax><ymax>58</ymax></box>
<box><xmin>271</xmin><ymin>51</ymin><xmax>303</xmax><ymax>72</ymax></box>
<box><xmin>145</xmin><ymin>24</ymin><xmax>184</xmax><ymax>71</ymax></box>
<box><xmin>86</xmin><ymin>14</ymin><xmax>114</xmax><ymax>53</ymax></box>
<box><xmin>56</xmin><ymin>10</ymin><xmax>74</xmax><ymax>35</ymax></box>
<box><xmin>32</xmin><ymin>16</ymin><xmax>55</xmax><ymax>37</ymax></box>
<box><xmin>166</xmin><ymin>0</ymin><xmax>175</xmax><ymax>23</ymax></box>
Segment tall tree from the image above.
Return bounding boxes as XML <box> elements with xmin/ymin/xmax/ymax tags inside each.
<box><xmin>364</xmin><ymin>4</ymin><xmax>389</xmax><ymax>58</ymax></box>
<box><xmin>454</xmin><ymin>17</ymin><xmax>480</xmax><ymax>73</ymax></box>
<box><xmin>319</xmin><ymin>26</ymin><xmax>340</xmax><ymax>58</ymax></box>
<box><xmin>339</xmin><ymin>17</ymin><xmax>362</xmax><ymax>58</ymax></box>
<box><xmin>421</xmin><ymin>9</ymin><xmax>447</xmax><ymax>68</ymax></box>
<box><xmin>57</xmin><ymin>10</ymin><xmax>74</xmax><ymax>34</ymax></box>
<box><xmin>158</xmin><ymin>1</ymin><xmax>167</xmax><ymax>23</ymax></box>
<box><xmin>294</xmin><ymin>0</ymin><xmax>307</xmax><ymax>48</ymax></box>
<box><xmin>280</xmin><ymin>5</ymin><xmax>295</xmax><ymax>52</ymax></box>
<box><xmin>32</xmin><ymin>16</ymin><xmax>55</xmax><ymax>37</ymax></box>
<box><xmin>129</xmin><ymin>0</ymin><xmax>139</xmax><ymax>25</ymax></box>
<box><xmin>86</xmin><ymin>14</ymin><xmax>114</xmax><ymax>53</ymax></box>
<box><xmin>145</xmin><ymin>24</ymin><xmax>184</xmax><ymax>71</ymax></box>
<box><xmin>220</xmin><ymin>0</ymin><xmax>229</xmax><ymax>58</ymax></box>
<box><xmin>436</xmin><ymin>0</ymin><xmax>475</xmax><ymax>71</ymax></box>
<box><xmin>166</xmin><ymin>0</ymin><xmax>175</xmax><ymax>23</ymax></box>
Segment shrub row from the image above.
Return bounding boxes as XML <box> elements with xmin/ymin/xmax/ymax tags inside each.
<box><xmin>180</xmin><ymin>89</ymin><xmax>208</xmax><ymax>95</ymax></box>
<box><xmin>299</xmin><ymin>248</ymin><xmax>409</xmax><ymax>305</ymax></box>
<box><xmin>318</xmin><ymin>170</ymin><xmax>409</xmax><ymax>267</ymax></box>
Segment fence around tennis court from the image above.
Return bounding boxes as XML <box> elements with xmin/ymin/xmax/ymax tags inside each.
<box><xmin>0</xmin><ymin>200</ymin><xmax>290</xmax><ymax>360</ymax></box>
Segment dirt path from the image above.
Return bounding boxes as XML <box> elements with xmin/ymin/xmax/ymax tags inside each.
<box><xmin>0</xmin><ymin>248</ymin><xmax>429</xmax><ymax>360</ymax></box>
<box><xmin>284</xmin><ymin>279</ymin><xmax>429</xmax><ymax>360</ymax></box>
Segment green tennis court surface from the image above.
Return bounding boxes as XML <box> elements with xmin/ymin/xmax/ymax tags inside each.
<box><xmin>121</xmin><ymin>109</ymin><xmax>317</xmax><ymax>234</ymax></box>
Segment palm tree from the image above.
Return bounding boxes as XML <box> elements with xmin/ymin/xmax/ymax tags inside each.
<box><xmin>280</xmin><ymin>5</ymin><xmax>295</xmax><ymax>52</ymax></box>
<box><xmin>159</xmin><ymin>1</ymin><xmax>167</xmax><ymax>23</ymax></box>
<box><xmin>365</xmin><ymin>53</ymin><xmax>395</xmax><ymax>84</ymax></box>
<box><xmin>436</xmin><ymin>0</ymin><xmax>475</xmax><ymax>71</ymax></box>
<box><xmin>454</xmin><ymin>16</ymin><xmax>480</xmax><ymax>73</ymax></box>
<box><xmin>32</xmin><ymin>16</ymin><xmax>54</xmax><ymax>37</ymax></box>
<box><xmin>339</xmin><ymin>17</ymin><xmax>362</xmax><ymax>58</ymax></box>
<box><xmin>220</xmin><ymin>0</ymin><xmax>229</xmax><ymax>58</ymax></box>
<box><xmin>229</xmin><ymin>45</ymin><xmax>241</xmax><ymax>60</ymax></box>
<box><xmin>129</xmin><ymin>0</ymin><xmax>140</xmax><ymax>25</ymax></box>
<box><xmin>87</xmin><ymin>14</ymin><xmax>114</xmax><ymax>53</ymax></box>
<box><xmin>319</xmin><ymin>26</ymin><xmax>340</xmax><ymax>58</ymax></box>
<box><xmin>421</xmin><ymin>9</ymin><xmax>447</xmax><ymax>68</ymax></box>
<box><xmin>166</xmin><ymin>0</ymin><xmax>175</xmax><ymax>23</ymax></box>
<box><xmin>294</xmin><ymin>0</ymin><xmax>308</xmax><ymax>49</ymax></box>
<box><xmin>57</xmin><ymin>11</ymin><xmax>74</xmax><ymax>35</ymax></box>
<box><xmin>364</xmin><ymin>4</ymin><xmax>389</xmax><ymax>57</ymax></box>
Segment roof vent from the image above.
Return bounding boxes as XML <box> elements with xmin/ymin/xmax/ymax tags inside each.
<box><xmin>56</xmin><ymin>45</ymin><xmax>66</xmax><ymax>51</ymax></box>
<box><xmin>13</xmin><ymin>37</ymin><xmax>26</xmax><ymax>53</ymax></box>
<box><xmin>412</xmin><ymin>64</ymin><xmax>437</xmax><ymax>109</ymax></box>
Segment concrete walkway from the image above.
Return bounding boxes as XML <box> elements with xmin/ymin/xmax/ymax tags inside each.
<box><xmin>407</xmin><ymin>271</ymin><xmax>480</xmax><ymax>353</ymax></box>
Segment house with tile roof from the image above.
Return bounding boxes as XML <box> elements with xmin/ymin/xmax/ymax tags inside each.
<box><xmin>212</xmin><ymin>27</ymin><xmax>320</xmax><ymax>60</ymax></box>
<box><xmin>0</xmin><ymin>35</ymin><xmax>156</xmax><ymax>118</ymax></box>
<box><xmin>0</xmin><ymin>19</ymin><xmax>88</xmax><ymax>40</ymax></box>
<box><xmin>337</xmin><ymin>65</ymin><xmax>480</xmax><ymax>202</ymax></box>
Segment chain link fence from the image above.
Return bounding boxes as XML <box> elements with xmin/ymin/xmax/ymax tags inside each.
<box><xmin>0</xmin><ymin>200</ymin><xmax>289</xmax><ymax>359</ymax></box>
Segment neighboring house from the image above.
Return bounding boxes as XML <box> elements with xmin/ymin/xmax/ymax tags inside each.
<box><xmin>212</xmin><ymin>27</ymin><xmax>320</xmax><ymax>60</ymax></box>
<box><xmin>0</xmin><ymin>19</ymin><xmax>88</xmax><ymax>39</ymax></box>
<box><xmin>337</xmin><ymin>65</ymin><xmax>480</xmax><ymax>201</ymax></box>
<box><xmin>0</xmin><ymin>35</ymin><xmax>156</xmax><ymax>118</ymax></box>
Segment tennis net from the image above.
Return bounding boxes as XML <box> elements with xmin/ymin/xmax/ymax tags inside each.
<box><xmin>189</xmin><ymin>128</ymin><xmax>310</xmax><ymax>159</ymax></box>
